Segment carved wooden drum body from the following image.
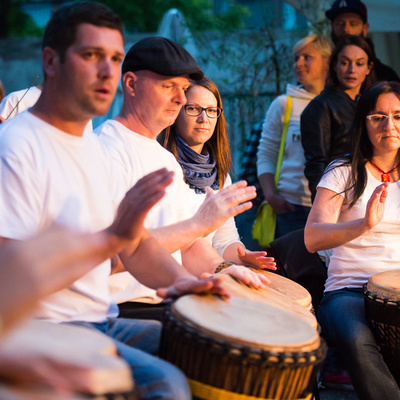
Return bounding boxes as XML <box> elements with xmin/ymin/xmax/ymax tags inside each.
<box><xmin>364</xmin><ymin>270</ymin><xmax>400</xmax><ymax>385</ymax></box>
<box><xmin>0</xmin><ymin>320</ymin><xmax>137</xmax><ymax>400</ymax></box>
<box><xmin>160</xmin><ymin>294</ymin><xmax>326</xmax><ymax>400</ymax></box>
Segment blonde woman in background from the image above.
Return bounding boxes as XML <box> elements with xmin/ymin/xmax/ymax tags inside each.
<box><xmin>257</xmin><ymin>34</ymin><xmax>333</xmax><ymax>239</ymax></box>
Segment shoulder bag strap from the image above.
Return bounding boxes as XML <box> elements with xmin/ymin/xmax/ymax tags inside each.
<box><xmin>274</xmin><ymin>95</ymin><xmax>292</xmax><ymax>187</ymax></box>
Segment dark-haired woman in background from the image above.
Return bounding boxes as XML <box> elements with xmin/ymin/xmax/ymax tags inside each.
<box><xmin>301</xmin><ymin>34</ymin><xmax>375</xmax><ymax>201</ymax></box>
<box><xmin>305</xmin><ymin>81</ymin><xmax>400</xmax><ymax>400</ymax></box>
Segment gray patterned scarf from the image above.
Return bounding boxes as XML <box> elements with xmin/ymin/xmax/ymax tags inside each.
<box><xmin>176</xmin><ymin>136</ymin><xmax>219</xmax><ymax>194</ymax></box>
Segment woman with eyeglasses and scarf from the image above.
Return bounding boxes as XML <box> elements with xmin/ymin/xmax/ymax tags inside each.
<box><xmin>159</xmin><ymin>77</ymin><xmax>276</xmax><ymax>271</ymax></box>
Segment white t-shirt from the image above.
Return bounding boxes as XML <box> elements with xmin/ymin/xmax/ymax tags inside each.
<box><xmin>184</xmin><ymin>174</ymin><xmax>241</xmax><ymax>257</ymax></box>
<box><xmin>318</xmin><ymin>164</ymin><xmax>400</xmax><ymax>292</ymax></box>
<box><xmin>0</xmin><ymin>87</ymin><xmax>92</xmax><ymax>130</ymax></box>
<box><xmin>0</xmin><ymin>87</ymin><xmax>42</xmax><ymax>120</ymax></box>
<box><xmin>0</xmin><ymin>111</ymin><xmax>120</xmax><ymax>323</ymax></box>
<box><xmin>96</xmin><ymin>120</ymin><xmax>192</xmax><ymax>304</ymax></box>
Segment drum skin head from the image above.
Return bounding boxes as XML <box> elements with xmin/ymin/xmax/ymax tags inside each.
<box><xmin>368</xmin><ymin>270</ymin><xmax>400</xmax><ymax>300</ymax></box>
<box><xmin>172</xmin><ymin>294</ymin><xmax>320</xmax><ymax>353</ymax></box>
<box><xmin>248</xmin><ymin>268</ymin><xmax>312</xmax><ymax>308</ymax></box>
<box><xmin>216</xmin><ymin>274</ymin><xmax>317</xmax><ymax>329</ymax></box>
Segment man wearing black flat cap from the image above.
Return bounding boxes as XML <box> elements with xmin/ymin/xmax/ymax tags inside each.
<box><xmin>95</xmin><ymin>37</ymin><xmax>265</xmax><ymax>320</ymax></box>
<box><xmin>326</xmin><ymin>0</ymin><xmax>399</xmax><ymax>82</ymax></box>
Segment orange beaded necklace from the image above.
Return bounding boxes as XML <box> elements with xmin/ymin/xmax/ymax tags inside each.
<box><xmin>369</xmin><ymin>160</ymin><xmax>400</xmax><ymax>183</ymax></box>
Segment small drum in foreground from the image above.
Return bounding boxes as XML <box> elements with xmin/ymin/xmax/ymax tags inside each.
<box><xmin>364</xmin><ymin>270</ymin><xmax>400</xmax><ymax>385</ymax></box>
<box><xmin>0</xmin><ymin>320</ymin><xmax>137</xmax><ymax>400</ymax></box>
<box><xmin>160</xmin><ymin>294</ymin><xmax>326</xmax><ymax>400</ymax></box>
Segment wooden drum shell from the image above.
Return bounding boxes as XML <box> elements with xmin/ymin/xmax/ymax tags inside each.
<box><xmin>160</xmin><ymin>295</ymin><xmax>326</xmax><ymax>400</ymax></box>
<box><xmin>364</xmin><ymin>270</ymin><xmax>400</xmax><ymax>386</ymax></box>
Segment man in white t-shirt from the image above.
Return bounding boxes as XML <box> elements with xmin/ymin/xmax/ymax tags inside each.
<box><xmin>0</xmin><ymin>83</ymin><xmax>42</xmax><ymax>122</ymax></box>
<box><xmin>96</xmin><ymin>37</ymin><xmax>268</xmax><ymax>318</ymax></box>
<box><xmin>0</xmin><ymin>3</ymin><xmax>229</xmax><ymax>399</ymax></box>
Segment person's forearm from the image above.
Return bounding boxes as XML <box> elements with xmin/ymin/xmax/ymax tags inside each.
<box><xmin>222</xmin><ymin>242</ymin><xmax>245</xmax><ymax>264</ymax></box>
<box><xmin>181</xmin><ymin>238</ymin><xmax>224</xmax><ymax>278</ymax></box>
<box><xmin>149</xmin><ymin>218</ymin><xmax>204</xmax><ymax>254</ymax></box>
<box><xmin>304</xmin><ymin>219</ymin><xmax>368</xmax><ymax>253</ymax></box>
<box><xmin>150</xmin><ymin>181</ymin><xmax>257</xmax><ymax>253</ymax></box>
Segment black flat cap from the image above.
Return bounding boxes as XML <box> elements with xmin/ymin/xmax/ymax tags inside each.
<box><xmin>122</xmin><ymin>36</ymin><xmax>204</xmax><ymax>81</ymax></box>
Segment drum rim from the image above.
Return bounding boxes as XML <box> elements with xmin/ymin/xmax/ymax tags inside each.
<box><xmin>363</xmin><ymin>283</ymin><xmax>400</xmax><ymax>308</ymax></box>
<box><xmin>247</xmin><ymin>268</ymin><xmax>312</xmax><ymax>308</ymax></box>
<box><xmin>170</xmin><ymin>294</ymin><xmax>320</xmax><ymax>352</ymax></box>
<box><xmin>162</xmin><ymin>304</ymin><xmax>326</xmax><ymax>367</ymax></box>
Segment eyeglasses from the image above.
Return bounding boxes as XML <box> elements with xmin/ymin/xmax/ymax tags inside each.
<box><xmin>366</xmin><ymin>113</ymin><xmax>400</xmax><ymax>126</ymax></box>
<box><xmin>183</xmin><ymin>104</ymin><xmax>223</xmax><ymax>118</ymax></box>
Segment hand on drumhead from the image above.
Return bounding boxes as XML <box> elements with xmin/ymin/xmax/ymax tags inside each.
<box><xmin>217</xmin><ymin>265</ymin><xmax>270</xmax><ymax>289</ymax></box>
<box><xmin>237</xmin><ymin>246</ymin><xmax>276</xmax><ymax>270</ymax></box>
<box><xmin>156</xmin><ymin>276</ymin><xmax>230</xmax><ymax>300</ymax></box>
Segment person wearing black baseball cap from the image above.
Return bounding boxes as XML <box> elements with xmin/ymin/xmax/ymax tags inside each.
<box><xmin>95</xmin><ymin>37</ymin><xmax>268</xmax><ymax>321</ymax></box>
<box><xmin>326</xmin><ymin>0</ymin><xmax>399</xmax><ymax>82</ymax></box>
<box><xmin>326</xmin><ymin>0</ymin><xmax>368</xmax><ymax>40</ymax></box>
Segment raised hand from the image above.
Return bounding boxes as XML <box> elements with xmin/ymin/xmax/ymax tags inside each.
<box><xmin>363</xmin><ymin>182</ymin><xmax>388</xmax><ymax>231</ymax></box>
<box><xmin>237</xmin><ymin>246</ymin><xmax>276</xmax><ymax>270</ymax></box>
<box><xmin>193</xmin><ymin>181</ymin><xmax>257</xmax><ymax>236</ymax></box>
<box><xmin>108</xmin><ymin>168</ymin><xmax>173</xmax><ymax>240</ymax></box>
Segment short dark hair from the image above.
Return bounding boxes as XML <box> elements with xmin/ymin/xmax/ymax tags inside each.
<box><xmin>42</xmin><ymin>1</ymin><xmax>123</xmax><ymax>62</ymax></box>
<box><xmin>327</xmin><ymin>35</ymin><xmax>375</xmax><ymax>91</ymax></box>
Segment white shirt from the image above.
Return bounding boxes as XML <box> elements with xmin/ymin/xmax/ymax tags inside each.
<box><xmin>0</xmin><ymin>111</ymin><xmax>119</xmax><ymax>322</ymax></box>
<box><xmin>0</xmin><ymin>87</ymin><xmax>41</xmax><ymax>120</ymax></box>
<box><xmin>318</xmin><ymin>164</ymin><xmax>400</xmax><ymax>292</ymax></box>
<box><xmin>96</xmin><ymin>119</ymin><xmax>192</xmax><ymax>304</ymax></box>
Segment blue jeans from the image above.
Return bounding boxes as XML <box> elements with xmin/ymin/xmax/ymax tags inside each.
<box><xmin>66</xmin><ymin>318</ymin><xmax>191</xmax><ymax>400</ymax></box>
<box><xmin>318</xmin><ymin>289</ymin><xmax>400</xmax><ymax>400</ymax></box>
<box><xmin>275</xmin><ymin>204</ymin><xmax>310</xmax><ymax>239</ymax></box>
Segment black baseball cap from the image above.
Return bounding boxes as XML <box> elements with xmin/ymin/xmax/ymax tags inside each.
<box><xmin>326</xmin><ymin>0</ymin><xmax>368</xmax><ymax>23</ymax></box>
<box><xmin>122</xmin><ymin>36</ymin><xmax>204</xmax><ymax>81</ymax></box>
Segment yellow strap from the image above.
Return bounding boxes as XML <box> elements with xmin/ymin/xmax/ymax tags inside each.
<box><xmin>274</xmin><ymin>95</ymin><xmax>293</xmax><ymax>187</ymax></box>
<box><xmin>189</xmin><ymin>379</ymin><xmax>313</xmax><ymax>400</ymax></box>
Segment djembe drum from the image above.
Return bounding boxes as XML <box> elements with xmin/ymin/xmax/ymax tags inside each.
<box><xmin>364</xmin><ymin>270</ymin><xmax>400</xmax><ymax>385</ymax></box>
<box><xmin>160</xmin><ymin>294</ymin><xmax>326</xmax><ymax>400</ymax></box>
<box><xmin>0</xmin><ymin>320</ymin><xmax>137</xmax><ymax>399</ymax></box>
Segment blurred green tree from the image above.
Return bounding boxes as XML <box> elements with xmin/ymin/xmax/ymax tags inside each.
<box><xmin>100</xmin><ymin>0</ymin><xmax>248</xmax><ymax>32</ymax></box>
<box><xmin>1</xmin><ymin>0</ymin><xmax>248</xmax><ymax>37</ymax></box>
